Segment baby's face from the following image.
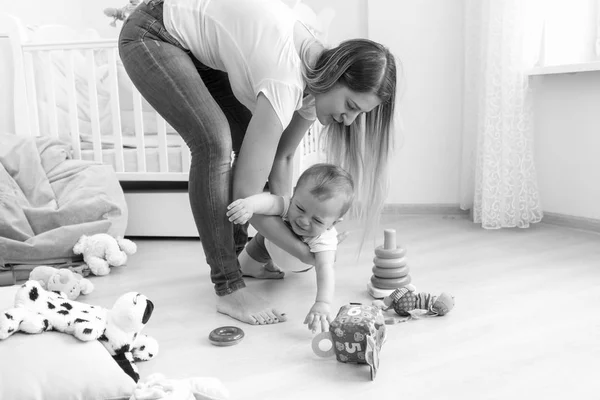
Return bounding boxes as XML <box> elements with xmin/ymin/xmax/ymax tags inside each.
<box><xmin>287</xmin><ymin>184</ymin><xmax>344</xmax><ymax>237</ymax></box>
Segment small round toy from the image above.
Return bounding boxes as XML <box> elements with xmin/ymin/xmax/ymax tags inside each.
<box><xmin>370</xmin><ymin>275</ymin><xmax>412</xmax><ymax>290</ymax></box>
<box><xmin>372</xmin><ymin>265</ymin><xmax>409</xmax><ymax>279</ymax></box>
<box><xmin>209</xmin><ymin>326</ymin><xmax>245</xmax><ymax>347</ymax></box>
<box><xmin>373</xmin><ymin>256</ymin><xmax>408</xmax><ymax>269</ymax></box>
<box><xmin>311</xmin><ymin>331</ymin><xmax>336</xmax><ymax>358</ymax></box>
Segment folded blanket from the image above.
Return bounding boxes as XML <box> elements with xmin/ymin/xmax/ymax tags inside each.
<box><xmin>0</xmin><ymin>133</ymin><xmax>127</xmax><ymax>265</ymax></box>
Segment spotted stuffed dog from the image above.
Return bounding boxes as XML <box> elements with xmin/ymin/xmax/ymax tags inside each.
<box><xmin>0</xmin><ymin>280</ymin><xmax>158</xmax><ymax>382</ymax></box>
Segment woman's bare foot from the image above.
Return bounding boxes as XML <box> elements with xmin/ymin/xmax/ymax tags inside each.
<box><xmin>239</xmin><ymin>249</ymin><xmax>284</xmax><ymax>279</ymax></box>
<box><xmin>216</xmin><ymin>288</ymin><xmax>286</xmax><ymax>325</ymax></box>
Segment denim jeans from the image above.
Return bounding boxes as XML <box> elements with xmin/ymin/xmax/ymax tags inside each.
<box><xmin>119</xmin><ymin>0</ymin><xmax>250</xmax><ymax>295</ymax></box>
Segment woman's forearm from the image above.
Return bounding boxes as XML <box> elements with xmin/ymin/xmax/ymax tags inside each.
<box><xmin>250</xmin><ymin>214</ymin><xmax>314</xmax><ymax>264</ymax></box>
<box><xmin>268</xmin><ymin>156</ymin><xmax>294</xmax><ymax>197</ymax></box>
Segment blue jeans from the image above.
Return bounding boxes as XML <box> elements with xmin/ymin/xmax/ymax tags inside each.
<box><xmin>119</xmin><ymin>0</ymin><xmax>250</xmax><ymax>295</ymax></box>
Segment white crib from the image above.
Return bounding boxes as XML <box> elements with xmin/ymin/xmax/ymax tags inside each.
<box><xmin>0</xmin><ymin>11</ymin><xmax>326</xmax><ymax>237</ymax></box>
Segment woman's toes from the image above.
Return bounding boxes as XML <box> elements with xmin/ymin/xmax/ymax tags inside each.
<box><xmin>265</xmin><ymin>310</ymin><xmax>280</xmax><ymax>323</ymax></box>
<box><xmin>257</xmin><ymin>311</ymin><xmax>273</xmax><ymax>324</ymax></box>
<box><xmin>271</xmin><ymin>309</ymin><xmax>286</xmax><ymax>322</ymax></box>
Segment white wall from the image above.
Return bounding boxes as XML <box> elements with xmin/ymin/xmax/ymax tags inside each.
<box><xmin>368</xmin><ymin>0</ymin><xmax>464</xmax><ymax>205</ymax></box>
<box><xmin>302</xmin><ymin>0</ymin><xmax>368</xmax><ymax>44</ymax></box>
<box><xmin>532</xmin><ymin>72</ymin><xmax>600</xmax><ymax>220</ymax></box>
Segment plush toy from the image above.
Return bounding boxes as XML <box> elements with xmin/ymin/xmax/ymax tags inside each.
<box><xmin>73</xmin><ymin>234</ymin><xmax>137</xmax><ymax>276</ymax></box>
<box><xmin>29</xmin><ymin>265</ymin><xmax>94</xmax><ymax>300</ymax></box>
<box><xmin>0</xmin><ymin>280</ymin><xmax>157</xmax><ymax>382</ymax></box>
<box><xmin>374</xmin><ymin>287</ymin><xmax>455</xmax><ymax>323</ymax></box>
<box><xmin>104</xmin><ymin>0</ymin><xmax>141</xmax><ymax>27</ymax></box>
<box><xmin>130</xmin><ymin>373</ymin><xmax>230</xmax><ymax>400</ymax></box>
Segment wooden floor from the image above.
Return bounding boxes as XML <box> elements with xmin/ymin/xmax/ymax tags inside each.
<box><xmin>85</xmin><ymin>214</ymin><xmax>600</xmax><ymax>400</ymax></box>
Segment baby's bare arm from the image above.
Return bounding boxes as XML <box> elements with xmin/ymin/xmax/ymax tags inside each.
<box><xmin>227</xmin><ymin>193</ymin><xmax>285</xmax><ymax>224</ymax></box>
<box><xmin>304</xmin><ymin>250</ymin><xmax>336</xmax><ymax>333</ymax></box>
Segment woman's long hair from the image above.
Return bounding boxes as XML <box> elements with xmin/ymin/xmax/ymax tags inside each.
<box><xmin>300</xmin><ymin>39</ymin><xmax>398</xmax><ymax>246</ymax></box>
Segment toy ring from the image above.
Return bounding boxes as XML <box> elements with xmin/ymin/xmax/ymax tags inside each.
<box><xmin>372</xmin><ymin>265</ymin><xmax>409</xmax><ymax>279</ymax></box>
<box><xmin>374</xmin><ymin>245</ymin><xmax>406</xmax><ymax>259</ymax></box>
<box><xmin>370</xmin><ymin>275</ymin><xmax>412</xmax><ymax>290</ymax></box>
<box><xmin>209</xmin><ymin>326</ymin><xmax>245</xmax><ymax>346</ymax></box>
<box><xmin>311</xmin><ymin>332</ymin><xmax>335</xmax><ymax>358</ymax></box>
<box><xmin>373</xmin><ymin>256</ymin><xmax>408</xmax><ymax>269</ymax></box>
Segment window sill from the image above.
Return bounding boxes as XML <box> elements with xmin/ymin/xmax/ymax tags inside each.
<box><xmin>527</xmin><ymin>61</ymin><xmax>600</xmax><ymax>76</ymax></box>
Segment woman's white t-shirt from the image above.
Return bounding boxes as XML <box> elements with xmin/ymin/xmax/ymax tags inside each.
<box><xmin>163</xmin><ymin>0</ymin><xmax>316</xmax><ymax>128</ymax></box>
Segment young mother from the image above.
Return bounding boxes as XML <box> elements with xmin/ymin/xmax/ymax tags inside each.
<box><xmin>119</xmin><ymin>0</ymin><xmax>397</xmax><ymax>326</ymax></box>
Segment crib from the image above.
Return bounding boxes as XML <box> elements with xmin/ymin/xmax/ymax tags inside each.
<box><xmin>1</xmin><ymin>11</ymin><xmax>327</xmax><ymax>237</ymax></box>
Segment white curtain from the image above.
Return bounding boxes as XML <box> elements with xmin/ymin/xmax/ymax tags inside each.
<box><xmin>460</xmin><ymin>0</ymin><xmax>543</xmax><ymax>229</ymax></box>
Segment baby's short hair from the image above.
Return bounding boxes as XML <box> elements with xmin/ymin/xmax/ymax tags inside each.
<box><xmin>295</xmin><ymin>163</ymin><xmax>355</xmax><ymax>218</ymax></box>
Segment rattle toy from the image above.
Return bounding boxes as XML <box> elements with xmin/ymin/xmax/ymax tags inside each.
<box><xmin>375</xmin><ymin>287</ymin><xmax>455</xmax><ymax>323</ymax></box>
<box><xmin>367</xmin><ymin>229</ymin><xmax>413</xmax><ymax>298</ymax></box>
<box><xmin>312</xmin><ymin>304</ymin><xmax>386</xmax><ymax>380</ymax></box>
<box><xmin>209</xmin><ymin>326</ymin><xmax>245</xmax><ymax>347</ymax></box>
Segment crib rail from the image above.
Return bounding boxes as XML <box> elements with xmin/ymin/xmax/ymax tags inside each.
<box><xmin>11</xmin><ymin>31</ymin><xmax>320</xmax><ymax>184</ymax></box>
<box><xmin>16</xmin><ymin>38</ymin><xmax>191</xmax><ymax>182</ymax></box>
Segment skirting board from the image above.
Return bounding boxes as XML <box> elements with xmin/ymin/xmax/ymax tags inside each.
<box><xmin>541</xmin><ymin>212</ymin><xmax>600</xmax><ymax>234</ymax></box>
<box><xmin>382</xmin><ymin>203</ymin><xmax>468</xmax><ymax>216</ymax></box>
<box><xmin>383</xmin><ymin>205</ymin><xmax>600</xmax><ymax>234</ymax></box>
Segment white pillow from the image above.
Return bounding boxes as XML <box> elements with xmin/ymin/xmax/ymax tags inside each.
<box><xmin>0</xmin><ymin>285</ymin><xmax>135</xmax><ymax>400</ymax></box>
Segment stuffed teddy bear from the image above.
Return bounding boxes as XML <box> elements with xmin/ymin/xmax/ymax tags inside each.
<box><xmin>130</xmin><ymin>373</ymin><xmax>230</xmax><ymax>400</ymax></box>
<box><xmin>73</xmin><ymin>234</ymin><xmax>137</xmax><ymax>276</ymax></box>
<box><xmin>0</xmin><ymin>280</ymin><xmax>157</xmax><ymax>382</ymax></box>
<box><xmin>29</xmin><ymin>266</ymin><xmax>94</xmax><ymax>300</ymax></box>
<box><xmin>104</xmin><ymin>0</ymin><xmax>141</xmax><ymax>27</ymax></box>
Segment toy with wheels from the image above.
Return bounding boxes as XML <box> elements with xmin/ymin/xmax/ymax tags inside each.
<box><xmin>367</xmin><ymin>229</ymin><xmax>413</xmax><ymax>298</ymax></box>
<box><xmin>374</xmin><ymin>287</ymin><xmax>455</xmax><ymax>324</ymax></box>
<box><xmin>311</xmin><ymin>304</ymin><xmax>386</xmax><ymax>380</ymax></box>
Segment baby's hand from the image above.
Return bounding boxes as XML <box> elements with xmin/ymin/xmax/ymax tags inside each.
<box><xmin>304</xmin><ymin>302</ymin><xmax>332</xmax><ymax>334</ymax></box>
<box><xmin>226</xmin><ymin>199</ymin><xmax>253</xmax><ymax>224</ymax></box>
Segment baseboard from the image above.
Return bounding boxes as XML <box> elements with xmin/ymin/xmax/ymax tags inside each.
<box><xmin>541</xmin><ymin>212</ymin><xmax>600</xmax><ymax>234</ymax></box>
<box><xmin>124</xmin><ymin>190</ymin><xmax>198</xmax><ymax>237</ymax></box>
<box><xmin>381</xmin><ymin>206</ymin><xmax>600</xmax><ymax>234</ymax></box>
<box><xmin>382</xmin><ymin>203</ymin><xmax>468</xmax><ymax>216</ymax></box>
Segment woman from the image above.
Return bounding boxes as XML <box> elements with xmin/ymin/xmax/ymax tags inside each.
<box><xmin>119</xmin><ymin>0</ymin><xmax>397</xmax><ymax>326</ymax></box>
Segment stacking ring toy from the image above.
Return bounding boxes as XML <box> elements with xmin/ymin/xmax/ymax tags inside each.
<box><xmin>209</xmin><ymin>326</ymin><xmax>245</xmax><ymax>346</ymax></box>
<box><xmin>374</xmin><ymin>229</ymin><xmax>406</xmax><ymax>259</ymax></box>
<box><xmin>370</xmin><ymin>275</ymin><xmax>412</xmax><ymax>290</ymax></box>
<box><xmin>373</xmin><ymin>256</ymin><xmax>408</xmax><ymax>269</ymax></box>
<box><xmin>374</xmin><ymin>245</ymin><xmax>406</xmax><ymax>259</ymax></box>
<box><xmin>372</xmin><ymin>265</ymin><xmax>409</xmax><ymax>279</ymax></box>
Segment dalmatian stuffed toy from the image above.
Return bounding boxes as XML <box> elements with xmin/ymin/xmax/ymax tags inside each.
<box><xmin>0</xmin><ymin>280</ymin><xmax>158</xmax><ymax>382</ymax></box>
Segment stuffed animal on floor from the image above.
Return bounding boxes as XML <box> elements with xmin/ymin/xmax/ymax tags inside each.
<box><xmin>130</xmin><ymin>373</ymin><xmax>230</xmax><ymax>400</ymax></box>
<box><xmin>29</xmin><ymin>265</ymin><xmax>94</xmax><ymax>300</ymax></box>
<box><xmin>73</xmin><ymin>234</ymin><xmax>137</xmax><ymax>276</ymax></box>
<box><xmin>374</xmin><ymin>287</ymin><xmax>455</xmax><ymax>324</ymax></box>
<box><xmin>104</xmin><ymin>0</ymin><xmax>141</xmax><ymax>27</ymax></box>
<box><xmin>0</xmin><ymin>280</ymin><xmax>157</xmax><ymax>382</ymax></box>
